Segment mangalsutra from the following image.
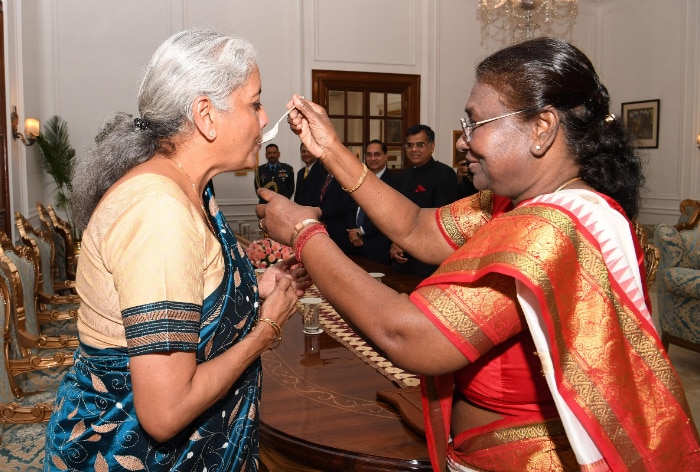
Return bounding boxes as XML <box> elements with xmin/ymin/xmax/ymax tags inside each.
<box><xmin>554</xmin><ymin>176</ymin><xmax>583</xmax><ymax>192</ymax></box>
<box><xmin>170</xmin><ymin>158</ymin><xmax>216</xmax><ymax>233</ymax></box>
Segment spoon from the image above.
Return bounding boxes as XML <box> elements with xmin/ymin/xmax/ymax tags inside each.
<box><xmin>261</xmin><ymin>107</ymin><xmax>294</xmax><ymax>144</ymax></box>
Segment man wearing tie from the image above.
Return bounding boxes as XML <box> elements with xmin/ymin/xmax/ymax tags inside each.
<box><xmin>254</xmin><ymin>143</ymin><xmax>295</xmax><ymax>203</ymax></box>
<box><xmin>294</xmin><ymin>143</ymin><xmax>327</xmax><ymax>207</ymax></box>
<box><xmin>319</xmin><ymin>170</ymin><xmax>354</xmax><ymax>254</ymax></box>
<box><xmin>347</xmin><ymin>140</ymin><xmax>396</xmax><ymax>265</ymax></box>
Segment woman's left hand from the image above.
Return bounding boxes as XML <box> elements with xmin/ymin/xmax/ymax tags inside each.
<box><xmin>258</xmin><ymin>255</ymin><xmax>312</xmax><ymax>299</ymax></box>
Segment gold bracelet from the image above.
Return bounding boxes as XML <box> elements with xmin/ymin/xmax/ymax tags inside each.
<box><xmin>257</xmin><ymin>318</ymin><xmax>282</xmax><ymax>349</ymax></box>
<box><xmin>291</xmin><ymin>218</ymin><xmax>322</xmax><ymax>246</ymax></box>
<box><xmin>342</xmin><ymin>164</ymin><xmax>368</xmax><ymax>193</ymax></box>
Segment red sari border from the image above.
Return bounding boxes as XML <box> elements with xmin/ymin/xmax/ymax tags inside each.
<box><xmin>415</xmin><ymin>191</ymin><xmax>700</xmax><ymax>471</ymax></box>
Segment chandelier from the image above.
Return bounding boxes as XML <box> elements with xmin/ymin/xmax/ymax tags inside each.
<box><xmin>479</xmin><ymin>0</ymin><xmax>578</xmax><ymax>44</ymax></box>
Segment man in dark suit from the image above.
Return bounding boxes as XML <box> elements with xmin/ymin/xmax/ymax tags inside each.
<box><xmin>456</xmin><ymin>159</ymin><xmax>478</xmax><ymax>198</ymax></box>
<box><xmin>347</xmin><ymin>140</ymin><xmax>396</xmax><ymax>265</ymax></box>
<box><xmin>319</xmin><ymin>172</ymin><xmax>354</xmax><ymax>254</ymax></box>
<box><xmin>254</xmin><ymin>143</ymin><xmax>295</xmax><ymax>203</ymax></box>
<box><xmin>391</xmin><ymin>124</ymin><xmax>459</xmax><ymax>277</ymax></box>
<box><xmin>294</xmin><ymin>142</ymin><xmax>327</xmax><ymax>207</ymax></box>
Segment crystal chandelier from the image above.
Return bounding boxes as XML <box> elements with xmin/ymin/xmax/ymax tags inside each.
<box><xmin>479</xmin><ymin>0</ymin><xmax>578</xmax><ymax>44</ymax></box>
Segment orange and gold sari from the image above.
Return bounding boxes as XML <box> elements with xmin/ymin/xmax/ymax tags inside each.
<box><xmin>412</xmin><ymin>190</ymin><xmax>700</xmax><ymax>471</ymax></box>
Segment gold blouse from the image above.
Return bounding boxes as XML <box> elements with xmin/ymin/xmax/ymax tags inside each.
<box><xmin>76</xmin><ymin>174</ymin><xmax>224</xmax><ymax>349</ymax></box>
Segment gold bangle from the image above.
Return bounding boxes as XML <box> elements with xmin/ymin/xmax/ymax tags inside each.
<box><xmin>257</xmin><ymin>318</ymin><xmax>282</xmax><ymax>349</ymax></box>
<box><xmin>342</xmin><ymin>164</ymin><xmax>368</xmax><ymax>193</ymax></box>
<box><xmin>291</xmin><ymin>218</ymin><xmax>322</xmax><ymax>246</ymax></box>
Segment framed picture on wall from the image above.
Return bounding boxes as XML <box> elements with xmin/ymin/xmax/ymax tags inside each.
<box><xmin>453</xmin><ymin>130</ymin><xmax>467</xmax><ymax>167</ymax></box>
<box><xmin>621</xmin><ymin>99</ymin><xmax>660</xmax><ymax>149</ymax></box>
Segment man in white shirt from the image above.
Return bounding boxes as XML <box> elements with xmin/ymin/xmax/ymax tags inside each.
<box><xmin>347</xmin><ymin>140</ymin><xmax>396</xmax><ymax>265</ymax></box>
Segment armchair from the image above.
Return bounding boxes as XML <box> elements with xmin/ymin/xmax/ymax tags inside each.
<box><xmin>675</xmin><ymin>199</ymin><xmax>700</xmax><ymax>231</ymax></box>
<box><xmin>654</xmin><ymin>223</ymin><xmax>700</xmax><ymax>353</ymax></box>
<box><xmin>15</xmin><ymin>212</ymin><xmax>80</xmax><ymax>324</ymax></box>
<box><xmin>0</xmin><ymin>267</ymin><xmax>55</xmax><ymax>467</ymax></box>
<box><xmin>37</xmin><ymin>202</ymin><xmax>75</xmax><ymax>283</ymax></box>
<box><xmin>46</xmin><ymin>203</ymin><xmax>80</xmax><ymax>275</ymax></box>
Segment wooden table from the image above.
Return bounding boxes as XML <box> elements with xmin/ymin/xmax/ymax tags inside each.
<box><xmin>259</xmin><ymin>314</ymin><xmax>431</xmax><ymax>471</ymax></box>
<box><xmin>347</xmin><ymin>255</ymin><xmax>424</xmax><ymax>294</ymax></box>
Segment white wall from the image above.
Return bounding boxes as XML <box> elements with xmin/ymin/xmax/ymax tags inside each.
<box><xmin>5</xmin><ymin>0</ymin><xmax>699</xmax><ymax>230</ymax></box>
<box><xmin>597</xmin><ymin>0</ymin><xmax>700</xmax><ymax>224</ymax></box>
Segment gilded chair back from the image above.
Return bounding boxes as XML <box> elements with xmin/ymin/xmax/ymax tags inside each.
<box><xmin>0</xmin><ymin>230</ymin><xmax>78</xmax><ymax>357</ymax></box>
<box><xmin>0</xmin><ymin>264</ymin><xmax>55</xmax><ymax>419</ymax></box>
<box><xmin>0</xmin><ymin>251</ymin><xmax>73</xmax><ymax>400</ymax></box>
<box><xmin>46</xmin><ymin>204</ymin><xmax>79</xmax><ymax>272</ymax></box>
<box><xmin>0</xmin><ymin>267</ymin><xmax>55</xmax><ymax>464</ymax></box>
<box><xmin>15</xmin><ymin>211</ymin><xmax>57</xmax><ymax>297</ymax></box>
<box><xmin>0</xmin><ymin>231</ymin><xmax>42</xmax><ymax>346</ymax></box>
<box><xmin>37</xmin><ymin>202</ymin><xmax>71</xmax><ymax>283</ymax></box>
<box><xmin>15</xmin><ymin>212</ymin><xmax>80</xmax><ymax>323</ymax></box>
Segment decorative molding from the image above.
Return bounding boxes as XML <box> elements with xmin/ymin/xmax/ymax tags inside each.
<box><xmin>312</xmin><ymin>0</ymin><xmax>417</xmax><ymax>66</ymax></box>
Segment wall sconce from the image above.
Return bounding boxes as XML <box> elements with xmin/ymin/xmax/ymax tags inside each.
<box><xmin>697</xmin><ymin>133</ymin><xmax>700</xmax><ymax>149</ymax></box>
<box><xmin>10</xmin><ymin>106</ymin><xmax>40</xmax><ymax>146</ymax></box>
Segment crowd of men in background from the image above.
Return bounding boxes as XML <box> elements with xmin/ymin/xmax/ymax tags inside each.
<box><xmin>253</xmin><ymin>124</ymin><xmax>478</xmax><ymax>278</ymax></box>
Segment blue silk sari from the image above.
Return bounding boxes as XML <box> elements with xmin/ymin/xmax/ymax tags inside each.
<box><xmin>45</xmin><ymin>183</ymin><xmax>261</xmax><ymax>471</ymax></box>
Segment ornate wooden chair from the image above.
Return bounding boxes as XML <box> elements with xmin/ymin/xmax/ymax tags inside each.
<box><xmin>0</xmin><ymin>269</ymin><xmax>55</xmax><ymax>462</ymax></box>
<box><xmin>0</xmin><ymin>230</ymin><xmax>78</xmax><ymax>338</ymax></box>
<box><xmin>632</xmin><ymin>219</ymin><xmax>659</xmax><ymax>287</ymax></box>
<box><xmin>15</xmin><ymin>212</ymin><xmax>80</xmax><ymax>324</ymax></box>
<box><xmin>46</xmin><ymin>203</ymin><xmax>79</xmax><ymax>275</ymax></box>
<box><xmin>0</xmin><ymin>249</ymin><xmax>74</xmax><ymax>400</ymax></box>
<box><xmin>37</xmin><ymin>202</ymin><xmax>75</xmax><ymax>283</ymax></box>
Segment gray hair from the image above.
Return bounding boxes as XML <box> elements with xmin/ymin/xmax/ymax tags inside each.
<box><xmin>71</xmin><ymin>27</ymin><xmax>258</xmax><ymax>229</ymax></box>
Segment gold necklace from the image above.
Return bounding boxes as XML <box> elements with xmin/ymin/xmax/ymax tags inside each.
<box><xmin>554</xmin><ymin>176</ymin><xmax>583</xmax><ymax>192</ymax></box>
<box><xmin>170</xmin><ymin>158</ymin><xmax>215</xmax><ymax>233</ymax></box>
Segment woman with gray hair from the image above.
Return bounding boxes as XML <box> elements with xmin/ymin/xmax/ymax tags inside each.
<box><xmin>44</xmin><ymin>28</ymin><xmax>308</xmax><ymax>471</ymax></box>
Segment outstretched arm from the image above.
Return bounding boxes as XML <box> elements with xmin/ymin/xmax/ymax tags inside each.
<box><xmin>256</xmin><ymin>191</ymin><xmax>469</xmax><ymax>376</ymax></box>
<box><xmin>284</xmin><ymin>95</ymin><xmax>454</xmax><ymax>265</ymax></box>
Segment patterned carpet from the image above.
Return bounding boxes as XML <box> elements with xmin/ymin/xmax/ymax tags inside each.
<box><xmin>0</xmin><ymin>384</ymin><xmax>59</xmax><ymax>471</ymax></box>
<box><xmin>1</xmin><ymin>422</ymin><xmax>48</xmax><ymax>472</ymax></box>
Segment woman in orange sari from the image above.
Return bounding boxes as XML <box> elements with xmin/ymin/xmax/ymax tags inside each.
<box><xmin>258</xmin><ymin>38</ymin><xmax>700</xmax><ymax>471</ymax></box>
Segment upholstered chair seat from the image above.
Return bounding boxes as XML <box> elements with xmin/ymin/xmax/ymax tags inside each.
<box><xmin>654</xmin><ymin>223</ymin><xmax>700</xmax><ymax>352</ymax></box>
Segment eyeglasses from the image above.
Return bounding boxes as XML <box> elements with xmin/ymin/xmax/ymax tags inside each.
<box><xmin>459</xmin><ymin>110</ymin><xmax>526</xmax><ymax>142</ymax></box>
<box><xmin>404</xmin><ymin>142</ymin><xmax>429</xmax><ymax>150</ymax></box>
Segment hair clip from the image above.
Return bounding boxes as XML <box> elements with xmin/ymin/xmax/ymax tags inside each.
<box><xmin>134</xmin><ymin>117</ymin><xmax>151</xmax><ymax>130</ymax></box>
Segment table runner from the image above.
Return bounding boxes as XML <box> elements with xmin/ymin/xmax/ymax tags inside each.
<box><xmin>302</xmin><ymin>285</ymin><xmax>420</xmax><ymax>388</ymax></box>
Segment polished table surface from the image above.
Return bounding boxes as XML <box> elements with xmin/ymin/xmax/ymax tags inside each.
<box><xmin>259</xmin><ymin>322</ymin><xmax>431</xmax><ymax>471</ymax></box>
<box><xmin>259</xmin><ymin>262</ymin><xmax>429</xmax><ymax>471</ymax></box>
<box><xmin>347</xmin><ymin>255</ymin><xmax>423</xmax><ymax>294</ymax></box>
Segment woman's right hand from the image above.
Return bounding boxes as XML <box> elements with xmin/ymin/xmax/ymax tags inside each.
<box><xmin>256</xmin><ymin>189</ymin><xmax>321</xmax><ymax>246</ymax></box>
<box><xmin>287</xmin><ymin>94</ymin><xmax>343</xmax><ymax>161</ymax></box>
<box><xmin>257</xmin><ymin>273</ymin><xmax>298</xmax><ymax>346</ymax></box>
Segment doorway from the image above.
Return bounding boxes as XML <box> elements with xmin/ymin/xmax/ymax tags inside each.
<box><xmin>312</xmin><ymin>70</ymin><xmax>420</xmax><ymax>171</ymax></box>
